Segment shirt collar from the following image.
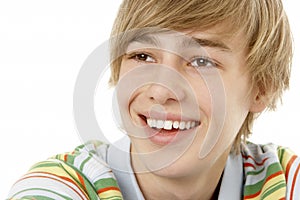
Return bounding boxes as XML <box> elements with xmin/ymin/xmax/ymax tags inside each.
<box><xmin>217</xmin><ymin>152</ymin><xmax>243</xmax><ymax>199</ymax></box>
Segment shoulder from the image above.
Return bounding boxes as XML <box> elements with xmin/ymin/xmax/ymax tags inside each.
<box><xmin>8</xmin><ymin>141</ymin><xmax>123</xmax><ymax>200</ymax></box>
<box><xmin>241</xmin><ymin>142</ymin><xmax>300</xmax><ymax>199</ymax></box>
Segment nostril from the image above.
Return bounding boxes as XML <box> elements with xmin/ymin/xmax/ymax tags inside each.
<box><xmin>139</xmin><ymin>114</ymin><xmax>147</xmax><ymax>122</ymax></box>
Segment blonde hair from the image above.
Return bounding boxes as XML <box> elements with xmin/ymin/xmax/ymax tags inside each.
<box><xmin>109</xmin><ymin>0</ymin><xmax>293</xmax><ymax>151</ymax></box>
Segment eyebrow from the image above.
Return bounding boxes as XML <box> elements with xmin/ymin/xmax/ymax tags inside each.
<box><xmin>130</xmin><ymin>34</ymin><xmax>231</xmax><ymax>52</ymax></box>
<box><xmin>131</xmin><ymin>34</ymin><xmax>161</xmax><ymax>47</ymax></box>
<box><xmin>188</xmin><ymin>37</ymin><xmax>231</xmax><ymax>52</ymax></box>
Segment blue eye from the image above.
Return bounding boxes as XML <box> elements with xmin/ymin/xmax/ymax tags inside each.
<box><xmin>190</xmin><ymin>57</ymin><xmax>217</xmax><ymax>68</ymax></box>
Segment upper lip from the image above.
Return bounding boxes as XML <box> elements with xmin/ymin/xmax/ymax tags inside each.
<box><xmin>139</xmin><ymin>110</ymin><xmax>200</xmax><ymax>122</ymax></box>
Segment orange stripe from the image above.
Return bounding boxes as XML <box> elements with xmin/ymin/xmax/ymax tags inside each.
<box><xmin>290</xmin><ymin>163</ymin><xmax>300</xmax><ymax>200</ymax></box>
<box><xmin>97</xmin><ymin>186</ymin><xmax>121</xmax><ymax>194</ymax></box>
<box><xmin>286</xmin><ymin>156</ymin><xmax>297</xmax><ymax>181</ymax></box>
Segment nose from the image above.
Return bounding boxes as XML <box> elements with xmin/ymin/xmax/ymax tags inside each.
<box><xmin>146</xmin><ymin>84</ymin><xmax>178</xmax><ymax>104</ymax></box>
<box><xmin>146</xmin><ymin>53</ymin><xmax>186</xmax><ymax>105</ymax></box>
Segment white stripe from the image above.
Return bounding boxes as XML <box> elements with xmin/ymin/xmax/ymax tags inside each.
<box><xmin>73</xmin><ymin>150</ymin><xmax>91</xmax><ymax>169</ymax></box>
<box><xmin>93</xmin><ymin>171</ymin><xmax>117</xmax><ymax>183</ymax></box>
<box><xmin>8</xmin><ymin>175</ymin><xmax>89</xmax><ymax>200</ymax></box>
<box><xmin>82</xmin><ymin>156</ymin><xmax>111</xmax><ymax>180</ymax></box>
<box><xmin>23</xmin><ymin>171</ymin><xmax>87</xmax><ymax>198</ymax></box>
<box><xmin>286</xmin><ymin>157</ymin><xmax>300</xmax><ymax>200</ymax></box>
<box><xmin>72</xmin><ymin>147</ymin><xmax>113</xmax><ymax>184</ymax></box>
<box><xmin>10</xmin><ymin>188</ymin><xmax>67</xmax><ymax>200</ymax></box>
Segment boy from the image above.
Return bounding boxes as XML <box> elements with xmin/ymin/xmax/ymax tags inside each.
<box><xmin>8</xmin><ymin>0</ymin><xmax>299</xmax><ymax>199</ymax></box>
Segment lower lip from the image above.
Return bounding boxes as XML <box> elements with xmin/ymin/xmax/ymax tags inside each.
<box><xmin>140</xmin><ymin>117</ymin><xmax>199</xmax><ymax>146</ymax></box>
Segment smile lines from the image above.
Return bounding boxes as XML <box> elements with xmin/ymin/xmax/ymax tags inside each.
<box><xmin>146</xmin><ymin>118</ymin><xmax>200</xmax><ymax>130</ymax></box>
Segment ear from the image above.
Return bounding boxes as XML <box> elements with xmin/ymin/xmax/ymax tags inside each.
<box><xmin>249</xmin><ymin>91</ymin><xmax>267</xmax><ymax>113</ymax></box>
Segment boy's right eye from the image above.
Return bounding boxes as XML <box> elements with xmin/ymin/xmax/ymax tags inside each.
<box><xmin>127</xmin><ymin>52</ymin><xmax>156</xmax><ymax>63</ymax></box>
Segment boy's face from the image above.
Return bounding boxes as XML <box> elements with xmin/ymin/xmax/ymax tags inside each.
<box><xmin>116</xmin><ymin>27</ymin><xmax>262</xmax><ymax>176</ymax></box>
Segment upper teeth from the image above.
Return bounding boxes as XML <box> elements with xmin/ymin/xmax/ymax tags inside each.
<box><xmin>146</xmin><ymin>118</ymin><xmax>198</xmax><ymax>130</ymax></box>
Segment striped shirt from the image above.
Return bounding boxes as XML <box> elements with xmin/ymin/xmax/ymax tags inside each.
<box><xmin>8</xmin><ymin>137</ymin><xmax>300</xmax><ymax>199</ymax></box>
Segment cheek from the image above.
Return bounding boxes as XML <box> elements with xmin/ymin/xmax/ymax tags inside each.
<box><xmin>226</xmin><ymin>76</ymin><xmax>251</xmax><ymax>112</ymax></box>
<box><xmin>119</xmin><ymin>61</ymin><xmax>128</xmax><ymax>79</ymax></box>
<box><xmin>189</xmin><ymin>70</ymin><xmax>226</xmax><ymax>120</ymax></box>
<box><xmin>193</xmin><ymin>83</ymin><xmax>212</xmax><ymax>119</ymax></box>
<box><xmin>223</xmin><ymin>76</ymin><xmax>251</xmax><ymax>133</ymax></box>
<box><xmin>187</xmin><ymin>71</ymin><xmax>213</xmax><ymax>115</ymax></box>
<box><xmin>119</xmin><ymin>59</ymin><xmax>138</xmax><ymax>80</ymax></box>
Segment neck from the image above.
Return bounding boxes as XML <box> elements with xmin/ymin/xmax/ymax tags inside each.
<box><xmin>136</xmin><ymin>171</ymin><xmax>222</xmax><ymax>200</ymax></box>
<box><xmin>131</xmin><ymin>148</ymin><xmax>230</xmax><ymax>200</ymax></box>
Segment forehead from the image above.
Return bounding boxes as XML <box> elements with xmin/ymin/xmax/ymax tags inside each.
<box><xmin>125</xmin><ymin>27</ymin><xmax>246</xmax><ymax>55</ymax></box>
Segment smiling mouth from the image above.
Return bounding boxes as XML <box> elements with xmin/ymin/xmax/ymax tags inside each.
<box><xmin>139</xmin><ymin>115</ymin><xmax>201</xmax><ymax>131</ymax></box>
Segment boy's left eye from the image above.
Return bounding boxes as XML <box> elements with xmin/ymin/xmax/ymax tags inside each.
<box><xmin>190</xmin><ymin>57</ymin><xmax>217</xmax><ymax>68</ymax></box>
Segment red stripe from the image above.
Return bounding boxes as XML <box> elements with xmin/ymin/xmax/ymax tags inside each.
<box><xmin>77</xmin><ymin>171</ymin><xmax>86</xmax><ymax>190</ymax></box>
<box><xmin>23</xmin><ymin>171</ymin><xmax>88</xmax><ymax>199</ymax></box>
<box><xmin>244</xmin><ymin>190</ymin><xmax>261</xmax><ymax>199</ymax></box>
<box><xmin>64</xmin><ymin>154</ymin><xmax>68</xmax><ymax>162</ymax></box>
<box><xmin>265</xmin><ymin>171</ymin><xmax>283</xmax><ymax>182</ymax></box>
<box><xmin>242</xmin><ymin>154</ymin><xmax>269</xmax><ymax>166</ymax></box>
<box><xmin>18</xmin><ymin>173</ymin><xmax>87</xmax><ymax>200</ymax></box>
<box><xmin>97</xmin><ymin>186</ymin><xmax>120</xmax><ymax>194</ymax></box>
<box><xmin>22</xmin><ymin>171</ymin><xmax>79</xmax><ymax>187</ymax></box>
<box><xmin>290</xmin><ymin>163</ymin><xmax>300</xmax><ymax>200</ymax></box>
<box><xmin>244</xmin><ymin>171</ymin><xmax>283</xmax><ymax>199</ymax></box>
<box><xmin>244</xmin><ymin>162</ymin><xmax>256</xmax><ymax>170</ymax></box>
<box><xmin>286</xmin><ymin>156</ymin><xmax>297</xmax><ymax>181</ymax></box>
<box><xmin>32</xmin><ymin>171</ymin><xmax>82</xmax><ymax>190</ymax></box>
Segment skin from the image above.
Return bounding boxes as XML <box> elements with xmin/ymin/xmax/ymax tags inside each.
<box><xmin>117</xmin><ymin>26</ymin><xmax>265</xmax><ymax>200</ymax></box>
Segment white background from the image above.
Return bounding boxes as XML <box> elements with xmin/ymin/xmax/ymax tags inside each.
<box><xmin>0</xmin><ymin>1</ymin><xmax>299</xmax><ymax>198</ymax></box>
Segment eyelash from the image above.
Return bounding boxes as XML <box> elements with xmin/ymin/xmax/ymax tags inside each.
<box><xmin>125</xmin><ymin>52</ymin><xmax>219</xmax><ymax>68</ymax></box>
<box><xmin>188</xmin><ymin>56</ymin><xmax>218</xmax><ymax>68</ymax></box>
<box><xmin>126</xmin><ymin>52</ymin><xmax>156</xmax><ymax>63</ymax></box>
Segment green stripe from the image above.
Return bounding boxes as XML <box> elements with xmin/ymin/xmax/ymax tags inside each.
<box><xmin>66</xmin><ymin>153</ymin><xmax>75</xmax><ymax>165</ymax></box>
<box><xmin>79</xmin><ymin>155</ymin><xmax>92</xmax><ymax>171</ymax></box>
<box><xmin>12</xmin><ymin>187</ymin><xmax>72</xmax><ymax>200</ymax></box>
<box><xmin>247</xmin><ymin>167</ymin><xmax>265</xmax><ymax>176</ymax></box>
<box><xmin>20</xmin><ymin>195</ymin><xmax>55</xmax><ymax>200</ymax></box>
<box><xmin>29</xmin><ymin>159</ymin><xmax>99</xmax><ymax>200</ymax></box>
<box><xmin>75</xmin><ymin>140</ymin><xmax>104</xmax><ymax>152</ymax></box>
<box><xmin>30</xmin><ymin>160</ymin><xmax>62</xmax><ymax>170</ymax></box>
<box><xmin>75</xmin><ymin>143</ymin><xmax>86</xmax><ymax>152</ymax></box>
<box><xmin>261</xmin><ymin>180</ymin><xmax>286</xmax><ymax>199</ymax></box>
<box><xmin>101</xmin><ymin>196</ymin><xmax>123</xmax><ymax>200</ymax></box>
<box><xmin>58</xmin><ymin>159</ymin><xmax>99</xmax><ymax>200</ymax></box>
<box><xmin>278</xmin><ymin>147</ymin><xmax>285</xmax><ymax>164</ymax></box>
<box><xmin>244</xmin><ymin>162</ymin><xmax>282</xmax><ymax>196</ymax></box>
<box><xmin>94</xmin><ymin>178</ymin><xmax>120</xmax><ymax>190</ymax></box>
<box><xmin>51</xmin><ymin>148</ymin><xmax>109</xmax><ymax>199</ymax></box>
